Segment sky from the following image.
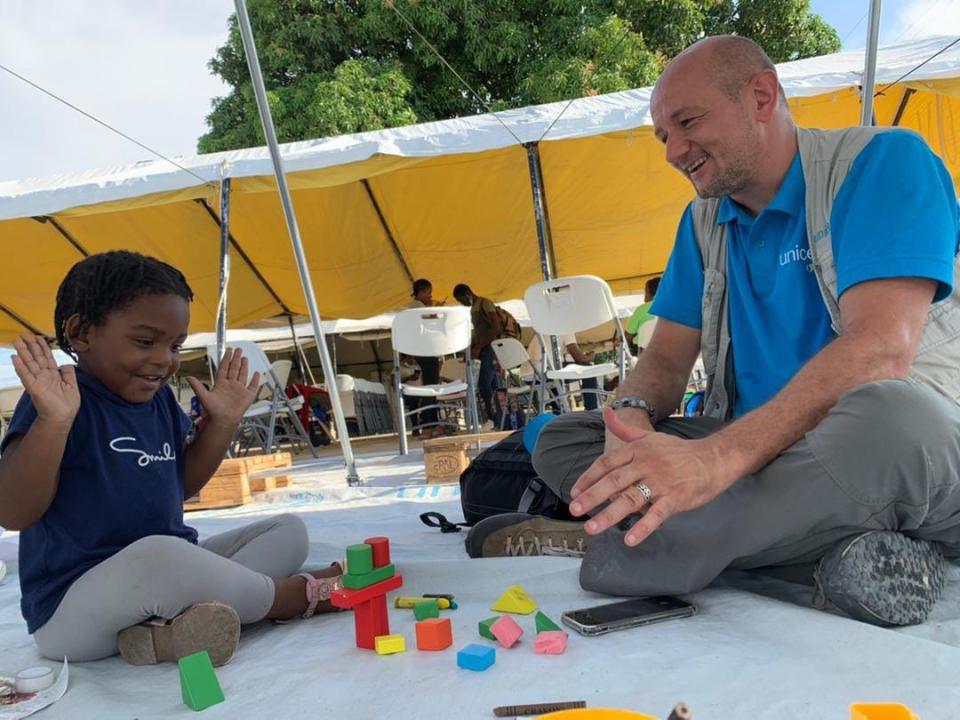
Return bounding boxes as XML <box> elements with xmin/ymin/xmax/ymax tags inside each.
<box><xmin>0</xmin><ymin>0</ymin><xmax>958</xmax><ymax>377</ymax></box>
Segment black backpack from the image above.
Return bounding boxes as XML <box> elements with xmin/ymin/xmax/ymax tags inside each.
<box><xmin>420</xmin><ymin>430</ymin><xmax>573</xmax><ymax>532</ymax></box>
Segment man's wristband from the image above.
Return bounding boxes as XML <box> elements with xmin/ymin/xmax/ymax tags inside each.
<box><xmin>609</xmin><ymin>396</ymin><xmax>655</xmax><ymax>421</ymax></box>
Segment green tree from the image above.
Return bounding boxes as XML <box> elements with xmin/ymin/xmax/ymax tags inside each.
<box><xmin>198</xmin><ymin>0</ymin><xmax>840</xmax><ymax>153</ymax></box>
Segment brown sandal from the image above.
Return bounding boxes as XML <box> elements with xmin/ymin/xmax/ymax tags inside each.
<box><xmin>117</xmin><ymin>601</ymin><xmax>240</xmax><ymax>667</ymax></box>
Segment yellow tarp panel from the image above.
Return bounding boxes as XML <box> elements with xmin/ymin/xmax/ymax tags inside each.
<box><xmin>0</xmin><ymin>218</ymin><xmax>86</xmax><ymax>344</ymax></box>
<box><xmin>361</xmin><ymin>146</ymin><xmax>542</xmax><ymax>304</ymax></box>
<box><xmin>541</xmin><ymin>129</ymin><xmax>692</xmax><ymax>296</ymax></box>
<box><xmin>55</xmin><ymin>201</ymin><xmax>283</xmax><ymax>333</ymax></box>
<box><xmin>226</xmin><ymin>181</ymin><xmax>411</xmax><ymax>320</ymax></box>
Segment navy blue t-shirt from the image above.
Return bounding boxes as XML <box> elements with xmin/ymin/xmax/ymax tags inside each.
<box><xmin>1</xmin><ymin>370</ymin><xmax>198</xmax><ymax>633</ymax></box>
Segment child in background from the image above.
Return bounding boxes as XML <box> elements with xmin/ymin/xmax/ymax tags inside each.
<box><xmin>0</xmin><ymin>251</ymin><xmax>343</xmax><ymax>667</ymax></box>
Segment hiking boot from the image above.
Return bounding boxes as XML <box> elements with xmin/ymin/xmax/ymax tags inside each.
<box><xmin>465</xmin><ymin>513</ymin><xmax>590</xmax><ymax>558</ymax></box>
<box><xmin>117</xmin><ymin>601</ymin><xmax>241</xmax><ymax>667</ymax></box>
<box><xmin>812</xmin><ymin>531</ymin><xmax>946</xmax><ymax>627</ymax></box>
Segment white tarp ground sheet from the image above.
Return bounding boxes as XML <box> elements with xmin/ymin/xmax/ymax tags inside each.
<box><xmin>1</xmin><ymin>451</ymin><xmax>960</xmax><ymax>719</ymax></box>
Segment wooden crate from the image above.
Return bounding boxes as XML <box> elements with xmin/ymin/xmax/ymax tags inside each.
<box><xmin>184</xmin><ymin>452</ymin><xmax>293</xmax><ymax>510</ymax></box>
<box><xmin>423</xmin><ymin>437</ymin><xmax>473</xmax><ymax>484</ymax></box>
<box><xmin>421</xmin><ymin>430</ymin><xmax>515</xmax><ymax>484</ymax></box>
<box><xmin>185</xmin><ymin>458</ymin><xmax>251</xmax><ymax>511</ymax></box>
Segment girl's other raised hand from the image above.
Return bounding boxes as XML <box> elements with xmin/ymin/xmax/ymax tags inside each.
<box><xmin>11</xmin><ymin>335</ymin><xmax>79</xmax><ymax>427</ymax></box>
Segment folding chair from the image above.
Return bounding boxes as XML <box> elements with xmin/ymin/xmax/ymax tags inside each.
<box><xmin>523</xmin><ymin>275</ymin><xmax>633</xmax><ymax>411</ymax></box>
<box><xmin>392</xmin><ymin>307</ymin><xmax>480</xmax><ymax>455</ymax></box>
<box><xmin>490</xmin><ymin>338</ymin><xmax>558</xmax><ymax>423</ymax></box>
<box><xmin>205</xmin><ymin>341</ymin><xmax>317</xmax><ymax>458</ymax></box>
<box><xmin>635</xmin><ymin>317</ymin><xmax>658</xmax><ymax>351</ymax></box>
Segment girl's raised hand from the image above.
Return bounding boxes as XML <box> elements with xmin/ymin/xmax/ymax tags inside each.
<box><xmin>186</xmin><ymin>347</ymin><xmax>260</xmax><ymax>428</ymax></box>
<box><xmin>11</xmin><ymin>335</ymin><xmax>80</xmax><ymax>426</ymax></box>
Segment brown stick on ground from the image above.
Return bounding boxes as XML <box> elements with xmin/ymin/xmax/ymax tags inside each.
<box><xmin>493</xmin><ymin>700</ymin><xmax>587</xmax><ymax>717</ymax></box>
<box><xmin>667</xmin><ymin>702</ymin><xmax>692</xmax><ymax>720</ymax></box>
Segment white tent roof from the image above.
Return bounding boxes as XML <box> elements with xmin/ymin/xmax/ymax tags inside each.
<box><xmin>2</xmin><ymin>36</ymin><xmax>959</xmax><ymax>222</ymax></box>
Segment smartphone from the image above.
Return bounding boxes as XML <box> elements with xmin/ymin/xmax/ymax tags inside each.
<box><xmin>561</xmin><ymin>596</ymin><xmax>696</xmax><ymax>636</ymax></box>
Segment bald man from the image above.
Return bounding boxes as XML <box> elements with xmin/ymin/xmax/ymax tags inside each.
<box><xmin>466</xmin><ymin>36</ymin><xmax>960</xmax><ymax>628</ymax></box>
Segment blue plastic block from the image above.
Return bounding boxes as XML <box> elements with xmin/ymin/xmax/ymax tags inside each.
<box><xmin>457</xmin><ymin>643</ymin><xmax>496</xmax><ymax>671</ymax></box>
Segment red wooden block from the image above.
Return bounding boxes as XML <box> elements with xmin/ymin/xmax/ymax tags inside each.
<box><xmin>364</xmin><ymin>536</ymin><xmax>391</xmax><ymax>568</ymax></box>
<box><xmin>415</xmin><ymin>617</ymin><xmax>453</xmax><ymax>651</ymax></box>
<box><xmin>331</xmin><ymin>574</ymin><xmax>403</xmax><ymax>609</ymax></box>
<box><xmin>352</xmin><ymin>595</ymin><xmax>390</xmax><ymax>650</ymax></box>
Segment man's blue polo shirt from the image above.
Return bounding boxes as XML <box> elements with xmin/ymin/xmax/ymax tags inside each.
<box><xmin>651</xmin><ymin>131</ymin><xmax>959</xmax><ymax>416</ymax></box>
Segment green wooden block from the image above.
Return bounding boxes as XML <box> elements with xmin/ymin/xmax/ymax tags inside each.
<box><xmin>478</xmin><ymin>616</ymin><xmax>499</xmax><ymax>641</ymax></box>
<box><xmin>535</xmin><ymin>611</ymin><xmax>562</xmax><ymax>634</ymax></box>
<box><xmin>414</xmin><ymin>599</ymin><xmax>440</xmax><ymax>620</ymax></box>
<box><xmin>343</xmin><ymin>562</ymin><xmax>395</xmax><ymax>590</ymax></box>
<box><xmin>346</xmin><ymin>543</ymin><xmax>374</xmax><ymax>575</ymax></box>
<box><xmin>178</xmin><ymin>651</ymin><xmax>224</xmax><ymax>712</ymax></box>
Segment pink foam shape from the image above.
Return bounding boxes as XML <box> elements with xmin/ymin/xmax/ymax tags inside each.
<box><xmin>490</xmin><ymin>615</ymin><xmax>524</xmax><ymax>648</ymax></box>
<box><xmin>534</xmin><ymin>630</ymin><xmax>568</xmax><ymax>655</ymax></box>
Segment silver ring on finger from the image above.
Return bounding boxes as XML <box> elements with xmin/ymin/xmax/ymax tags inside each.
<box><xmin>634</xmin><ymin>481</ymin><xmax>653</xmax><ymax>503</ymax></box>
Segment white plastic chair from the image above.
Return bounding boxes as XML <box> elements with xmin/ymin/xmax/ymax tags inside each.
<box><xmin>391</xmin><ymin>307</ymin><xmax>480</xmax><ymax>454</ymax></box>
<box><xmin>206</xmin><ymin>341</ymin><xmax>317</xmax><ymax>458</ymax></box>
<box><xmin>523</xmin><ymin>275</ymin><xmax>633</xmax><ymax>410</ymax></box>
<box><xmin>490</xmin><ymin>338</ymin><xmax>557</xmax><ymax>422</ymax></box>
<box><xmin>635</xmin><ymin>317</ymin><xmax>658</xmax><ymax>351</ymax></box>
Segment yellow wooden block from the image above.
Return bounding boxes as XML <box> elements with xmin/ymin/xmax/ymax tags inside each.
<box><xmin>374</xmin><ymin>634</ymin><xmax>406</xmax><ymax>655</ymax></box>
<box><xmin>490</xmin><ymin>584</ymin><xmax>537</xmax><ymax>615</ymax></box>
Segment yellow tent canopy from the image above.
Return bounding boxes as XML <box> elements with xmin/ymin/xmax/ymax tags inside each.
<box><xmin>2</xmin><ymin>36</ymin><xmax>959</xmax><ymax>344</ymax></box>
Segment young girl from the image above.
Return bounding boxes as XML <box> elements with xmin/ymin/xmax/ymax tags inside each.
<box><xmin>0</xmin><ymin>251</ymin><xmax>343</xmax><ymax>667</ymax></box>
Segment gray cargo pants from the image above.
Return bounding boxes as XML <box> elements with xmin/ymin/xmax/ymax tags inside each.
<box><xmin>532</xmin><ymin>380</ymin><xmax>960</xmax><ymax>596</ymax></box>
<box><xmin>33</xmin><ymin>514</ymin><xmax>308</xmax><ymax>662</ymax></box>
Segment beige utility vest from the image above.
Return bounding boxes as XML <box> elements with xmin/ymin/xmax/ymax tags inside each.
<box><xmin>689</xmin><ymin>126</ymin><xmax>960</xmax><ymax>420</ymax></box>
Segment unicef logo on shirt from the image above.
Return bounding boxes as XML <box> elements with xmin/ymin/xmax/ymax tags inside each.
<box><xmin>779</xmin><ymin>244</ymin><xmax>814</xmax><ymax>272</ymax></box>
<box><xmin>109</xmin><ymin>437</ymin><xmax>177</xmax><ymax>467</ymax></box>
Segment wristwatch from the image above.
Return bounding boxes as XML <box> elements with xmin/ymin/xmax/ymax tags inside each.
<box><xmin>609</xmin><ymin>396</ymin><xmax>655</xmax><ymax>420</ymax></box>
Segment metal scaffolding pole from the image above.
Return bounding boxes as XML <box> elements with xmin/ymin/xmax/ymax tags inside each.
<box><xmin>524</xmin><ymin>142</ymin><xmax>564</xmax><ymax>373</ymax></box>
<box><xmin>861</xmin><ymin>0</ymin><xmax>883</xmax><ymax>126</ymax></box>
<box><xmin>234</xmin><ymin>0</ymin><xmax>362</xmax><ymax>485</ymax></box>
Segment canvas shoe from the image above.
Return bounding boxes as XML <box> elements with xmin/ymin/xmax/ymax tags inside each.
<box><xmin>117</xmin><ymin>601</ymin><xmax>241</xmax><ymax>667</ymax></box>
<box><xmin>812</xmin><ymin>530</ymin><xmax>946</xmax><ymax>627</ymax></box>
<box><xmin>465</xmin><ymin>513</ymin><xmax>591</xmax><ymax>558</ymax></box>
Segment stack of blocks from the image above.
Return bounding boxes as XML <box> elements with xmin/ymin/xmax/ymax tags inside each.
<box><xmin>330</xmin><ymin>537</ymin><xmax>404</xmax><ymax>650</ymax></box>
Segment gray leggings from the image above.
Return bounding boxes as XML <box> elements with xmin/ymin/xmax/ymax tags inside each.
<box><xmin>33</xmin><ymin>513</ymin><xmax>308</xmax><ymax>662</ymax></box>
<box><xmin>533</xmin><ymin>380</ymin><xmax>960</xmax><ymax>596</ymax></box>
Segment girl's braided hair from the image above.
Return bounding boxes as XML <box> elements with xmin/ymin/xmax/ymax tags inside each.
<box><xmin>55</xmin><ymin>251</ymin><xmax>193</xmax><ymax>358</ymax></box>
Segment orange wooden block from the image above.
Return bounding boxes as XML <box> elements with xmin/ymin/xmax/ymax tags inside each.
<box><xmin>415</xmin><ymin>617</ymin><xmax>452</xmax><ymax>651</ymax></box>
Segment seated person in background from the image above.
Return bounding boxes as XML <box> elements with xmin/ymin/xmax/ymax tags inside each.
<box><xmin>405</xmin><ymin>279</ymin><xmax>442</xmax><ymax>437</ymax></box>
<box><xmin>625</xmin><ymin>276</ymin><xmax>661</xmax><ymax>354</ymax></box>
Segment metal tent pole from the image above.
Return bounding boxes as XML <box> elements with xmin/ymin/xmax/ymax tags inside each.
<box><xmin>234</xmin><ymin>0</ymin><xmax>361</xmax><ymax>485</ymax></box>
<box><xmin>215</xmin><ymin>177</ymin><xmax>231</xmax><ymax>361</ymax></box>
<box><xmin>524</xmin><ymin>142</ymin><xmax>564</xmax><ymax>375</ymax></box>
<box><xmin>861</xmin><ymin>0</ymin><xmax>883</xmax><ymax>126</ymax></box>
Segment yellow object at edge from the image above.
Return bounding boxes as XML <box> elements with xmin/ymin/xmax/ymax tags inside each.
<box><xmin>374</xmin><ymin>634</ymin><xmax>406</xmax><ymax>655</ymax></box>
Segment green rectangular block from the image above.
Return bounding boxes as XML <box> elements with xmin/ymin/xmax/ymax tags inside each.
<box><xmin>346</xmin><ymin>543</ymin><xmax>374</xmax><ymax>575</ymax></box>
<box><xmin>343</xmin><ymin>562</ymin><xmax>396</xmax><ymax>590</ymax></box>
<box><xmin>179</xmin><ymin>651</ymin><xmax>224</xmax><ymax>712</ymax></box>
<box><xmin>478</xmin><ymin>616</ymin><xmax>499</xmax><ymax>641</ymax></box>
<box><xmin>414</xmin><ymin>599</ymin><xmax>440</xmax><ymax>620</ymax></box>
<box><xmin>535</xmin><ymin>610</ymin><xmax>562</xmax><ymax>633</ymax></box>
